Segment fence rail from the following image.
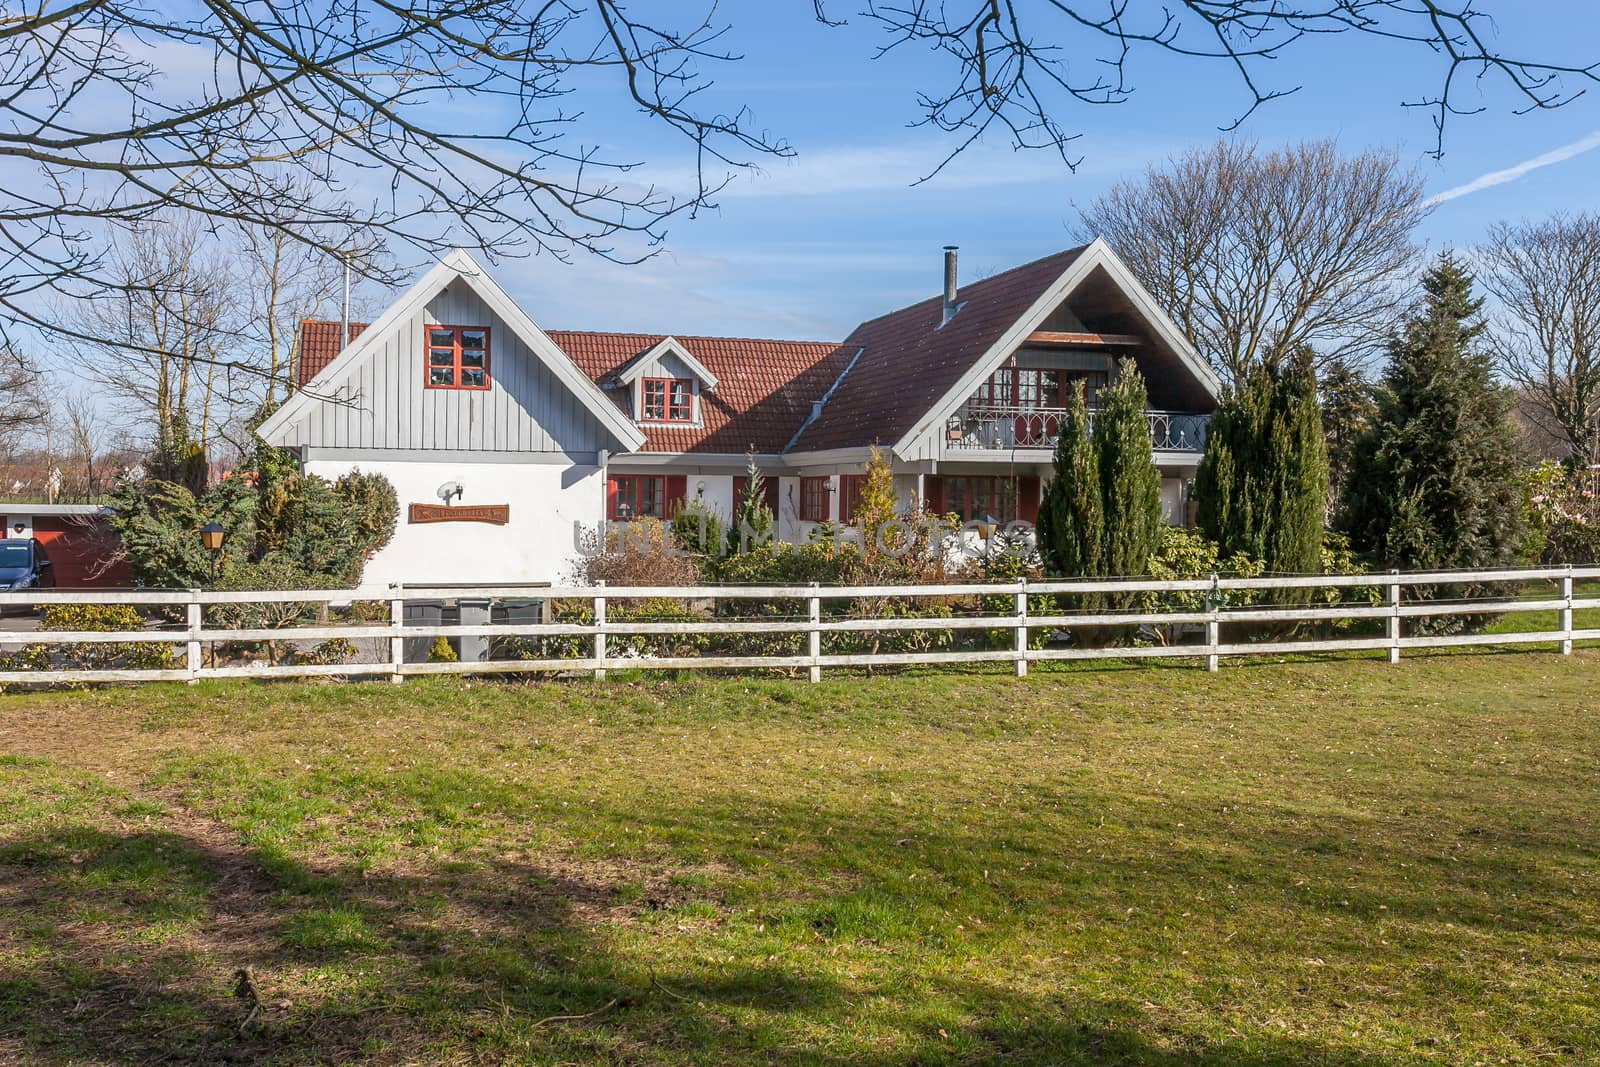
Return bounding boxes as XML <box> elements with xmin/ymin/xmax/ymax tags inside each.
<box><xmin>2</xmin><ymin>565</ymin><xmax>1599</xmax><ymax>687</ymax></box>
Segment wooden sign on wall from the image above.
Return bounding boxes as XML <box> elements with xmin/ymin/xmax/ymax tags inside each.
<box><xmin>407</xmin><ymin>503</ymin><xmax>511</xmax><ymax>526</ymax></box>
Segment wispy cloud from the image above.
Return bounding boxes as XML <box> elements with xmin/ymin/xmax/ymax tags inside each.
<box><xmin>1428</xmin><ymin>130</ymin><xmax>1600</xmax><ymax>206</ymax></box>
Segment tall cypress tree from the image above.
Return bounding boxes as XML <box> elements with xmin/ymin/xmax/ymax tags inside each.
<box><xmin>1195</xmin><ymin>347</ymin><xmax>1327</xmax><ymax>588</ymax></box>
<box><xmin>1097</xmin><ymin>360</ymin><xmax>1165</xmax><ymax>579</ymax></box>
<box><xmin>1339</xmin><ymin>254</ymin><xmax>1524</xmax><ymax>584</ymax></box>
<box><xmin>1036</xmin><ymin>380</ymin><xmax>1102</xmax><ymax>577</ymax></box>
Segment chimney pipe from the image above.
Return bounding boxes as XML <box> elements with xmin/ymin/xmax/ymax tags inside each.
<box><xmin>941</xmin><ymin>245</ymin><xmax>959</xmax><ymax>325</ymax></box>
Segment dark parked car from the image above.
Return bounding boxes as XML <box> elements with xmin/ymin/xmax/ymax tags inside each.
<box><xmin>0</xmin><ymin>539</ymin><xmax>53</xmax><ymax>612</ymax></box>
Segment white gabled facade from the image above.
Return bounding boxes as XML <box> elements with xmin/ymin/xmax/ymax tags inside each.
<box><xmin>268</xmin><ymin>243</ymin><xmax>1221</xmax><ymax>585</ymax></box>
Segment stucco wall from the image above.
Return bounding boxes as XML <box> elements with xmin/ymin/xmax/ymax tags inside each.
<box><xmin>305</xmin><ymin>458</ymin><xmax>604</xmax><ymax>586</ymax></box>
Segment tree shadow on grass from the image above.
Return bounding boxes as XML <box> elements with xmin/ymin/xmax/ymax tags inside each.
<box><xmin>0</xmin><ymin>816</ymin><xmax>1479</xmax><ymax>1066</ymax></box>
<box><xmin>0</xmin><ymin>809</ymin><xmax>1522</xmax><ymax>1066</ymax></box>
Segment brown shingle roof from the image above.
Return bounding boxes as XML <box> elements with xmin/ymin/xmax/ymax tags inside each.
<box><xmin>787</xmin><ymin>246</ymin><xmax>1088</xmax><ymax>452</ymax></box>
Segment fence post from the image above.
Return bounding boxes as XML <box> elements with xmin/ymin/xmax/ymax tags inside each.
<box><xmin>593</xmin><ymin>580</ymin><xmax>607</xmax><ymax>681</ymax></box>
<box><xmin>389</xmin><ymin>594</ymin><xmax>405</xmax><ymax>684</ymax></box>
<box><xmin>1014</xmin><ymin>579</ymin><xmax>1029</xmax><ymax>678</ymax></box>
<box><xmin>808</xmin><ymin>583</ymin><xmax>821</xmax><ymax>684</ymax></box>
<box><xmin>1387</xmin><ymin>570</ymin><xmax>1401</xmax><ymax>664</ymax></box>
<box><xmin>1560</xmin><ymin>566</ymin><xmax>1574</xmax><ymax>656</ymax></box>
<box><xmin>185</xmin><ymin>590</ymin><xmax>201</xmax><ymax>684</ymax></box>
<box><xmin>1205</xmin><ymin>572</ymin><xmax>1220</xmax><ymax>673</ymax></box>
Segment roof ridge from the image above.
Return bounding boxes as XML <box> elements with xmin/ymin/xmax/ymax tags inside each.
<box><xmin>546</xmin><ymin>328</ymin><xmax>843</xmax><ymax>348</ymax></box>
<box><xmin>846</xmin><ymin>243</ymin><xmax>1092</xmax><ymax>331</ymax></box>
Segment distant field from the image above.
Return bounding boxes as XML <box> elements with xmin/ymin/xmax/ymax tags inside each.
<box><xmin>2</xmin><ymin>653</ymin><xmax>1598</xmax><ymax>1064</ymax></box>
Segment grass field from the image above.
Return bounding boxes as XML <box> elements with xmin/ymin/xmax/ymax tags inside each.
<box><xmin>1</xmin><ymin>651</ymin><xmax>1598</xmax><ymax>1064</ymax></box>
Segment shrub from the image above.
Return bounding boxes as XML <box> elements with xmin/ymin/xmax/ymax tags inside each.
<box><xmin>671</xmin><ymin>500</ymin><xmax>726</xmax><ymax>558</ymax></box>
<box><xmin>572</xmin><ymin>518</ymin><xmax>703</xmax><ymax>587</ymax></box>
<box><xmin>1</xmin><ymin>604</ymin><xmax>176</xmax><ymax>674</ymax></box>
<box><xmin>1524</xmin><ymin>462</ymin><xmax>1600</xmax><ymax>564</ymax></box>
<box><xmin>106</xmin><ymin>436</ymin><xmax>397</xmax><ymax>591</ymax></box>
<box><xmin>291</xmin><ymin>638</ymin><xmax>359</xmax><ymax>667</ymax></box>
<box><xmin>427</xmin><ymin>635</ymin><xmax>458</xmax><ymax>663</ymax></box>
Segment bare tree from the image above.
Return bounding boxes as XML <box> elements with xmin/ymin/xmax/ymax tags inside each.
<box><xmin>65</xmin><ymin>220</ymin><xmax>239</xmax><ymax>456</ymax></box>
<box><xmin>0</xmin><ymin>1</ymin><xmax>788</xmax><ymax>363</ymax></box>
<box><xmin>0</xmin><ymin>350</ymin><xmax>50</xmax><ymax>455</ymax></box>
<box><xmin>848</xmin><ymin>1</ymin><xmax>1600</xmax><ymax>180</ymax></box>
<box><xmin>1479</xmin><ymin>214</ymin><xmax>1600</xmax><ymax>467</ymax></box>
<box><xmin>236</xmin><ymin>222</ymin><xmax>350</xmax><ymax>408</ymax></box>
<box><xmin>56</xmin><ymin>392</ymin><xmax>102</xmax><ymax>501</ymax></box>
<box><xmin>1077</xmin><ymin>140</ymin><xmax>1428</xmax><ymax>384</ymax></box>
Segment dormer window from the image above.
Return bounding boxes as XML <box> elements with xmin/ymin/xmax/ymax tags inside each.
<box><xmin>425</xmin><ymin>325</ymin><xmax>490</xmax><ymax>389</ymax></box>
<box><xmin>643</xmin><ymin>377</ymin><xmax>693</xmax><ymax>422</ymax></box>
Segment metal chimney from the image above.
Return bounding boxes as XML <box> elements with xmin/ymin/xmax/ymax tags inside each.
<box><xmin>941</xmin><ymin>245</ymin><xmax>959</xmax><ymax>326</ymax></box>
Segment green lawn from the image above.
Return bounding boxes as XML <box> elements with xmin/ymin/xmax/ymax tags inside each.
<box><xmin>1</xmin><ymin>653</ymin><xmax>1598</xmax><ymax>1064</ymax></box>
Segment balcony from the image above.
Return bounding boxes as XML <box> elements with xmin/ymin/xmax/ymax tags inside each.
<box><xmin>947</xmin><ymin>404</ymin><xmax>1209</xmax><ymax>453</ymax></box>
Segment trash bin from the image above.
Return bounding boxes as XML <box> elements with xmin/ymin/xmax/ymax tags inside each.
<box><xmin>403</xmin><ymin>600</ymin><xmax>456</xmax><ymax>662</ymax></box>
<box><xmin>457</xmin><ymin>597</ymin><xmax>492</xmax><ymax>663</ymax></box>
<box><xmin>490</xmin><ymin>597</ymin><xmax>545</xmax><ymax>660</ymax></box>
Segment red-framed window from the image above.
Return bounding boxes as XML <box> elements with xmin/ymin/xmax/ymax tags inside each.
<box><xmin>642</xmin><ymin>377</ymin><xmax>693</xmax><ymax>422</ymax></box>
<box><xmin>838</xmin><ymin>474</ymin><xmax>867</xmax><ymax>524</ymax></box>
<box><xmin>424</xmin><ymin>325</ymin><xmax>490</xmax><ymax>389</ymax></box>
<box><xmin>798</xmin><ymin>476</ymin><xmax>830</xmax><ymax>522</ymax></box>
<box><xmin>607</xmin><ymin>475</ymin><xmax>687</xmax><ymax>520</ymax></box>
<box><xmin>934</xmin><ymin>475</ymin><xmax>1040</xmax><ymax>523</ymax></box>
<box><xmin>609</xmin><ymin>475</ymin><xmax>665</xmax><ymax>520</ymax></box>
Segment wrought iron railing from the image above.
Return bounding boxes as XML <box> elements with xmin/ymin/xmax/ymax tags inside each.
<box><xmin>947</xmin><ymin>404</ymin><xmax>1209</xmax><ymax>452</ymax></box>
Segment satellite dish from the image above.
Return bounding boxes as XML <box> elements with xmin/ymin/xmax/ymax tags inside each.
<box><xmin>437</xmin><ymin>480</ymin><xmax>464</xmax><ymax>504</ymax></box>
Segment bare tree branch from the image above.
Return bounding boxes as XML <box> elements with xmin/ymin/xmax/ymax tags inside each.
<box><xmin>1078</xmin><ymin>140</ymin><xmax>1429</xmax><ymax>385</ymax></box>
<box><xmin>856</xmin><ymin>1</ymin><xmax>1600</xmax><ymax>181</ymax></box>
<box><xmin>0</xmin><ymin>0</ymin><xmax>791</xmax><ymax>358</ymax></box>
<box><xmin>1479</xmin><ymin>214</ymin><xmax>1600</xmax><ymax>466</ymax></box>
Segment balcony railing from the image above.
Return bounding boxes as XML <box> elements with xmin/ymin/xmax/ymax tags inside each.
<box><xmin>947</xmin><ymin>404</ymin><xmax>1209</xmax><ymax>452</ymax></box>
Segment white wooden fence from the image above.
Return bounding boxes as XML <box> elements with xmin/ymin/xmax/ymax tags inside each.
<box><xmin>2</xmin><ymin>565</ymin><xmax>1598</xmax><ymax>687</ymax></box>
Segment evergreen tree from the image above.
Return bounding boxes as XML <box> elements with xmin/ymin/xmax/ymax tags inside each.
<box><xmin>1339</xmin><ymin>253</ymin><xmax>1525</xmax><ymax>612</ymax></box>
<box><xmin>1195</xmin><ymin>348</ymin><xmax>1328</xmax><ymax>590</ymax></box>
<box><xmin>1320</xmin><ymin>353</ymin><xmax>1377</xmax><ymax>510</ymax></box>
<box><xmin>1096</xmin><ymin>360</ymin><xmax>1166</xmax><ymax>579</ymax></box>
<box><xmin>726</xmin><ymin>452</ymin><xmax>775</xmax><ymax>555</ymax></box>
<box><xmin>1036</xmin><ymin>381</ymin><xmax>1102</xmax><ymax>576</ymax></box>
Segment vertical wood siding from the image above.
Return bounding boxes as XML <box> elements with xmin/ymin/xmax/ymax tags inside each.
<box><xmin>283</xmin><ymin>281</ymin><xmax>612</xmax><ymax>453</ymax></box>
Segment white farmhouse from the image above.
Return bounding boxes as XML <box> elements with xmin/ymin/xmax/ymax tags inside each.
<box><xmin>259</xmin><ymin>241</ymin><xmax>1220</xmax><ymax>585</ymax></box>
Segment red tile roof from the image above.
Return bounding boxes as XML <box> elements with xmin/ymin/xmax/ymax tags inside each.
<box><xmin>294</xmin><ymin>245</ymin><xmax>1087</xmax><ymax>457</ymax></box>
<box><xmin>548</xmin><ymin>331</ymin><xmax>853</xmax><ymax>454</ymax></box>
<box><xmin>788</xmin><ymin>246</ymin><xmax>1088</xmax><ymax>452</ymax></box>
<box><xmin>296</xmin><ymin>319</ymin><xmax>366</xmax><ymax>383</ymax></box>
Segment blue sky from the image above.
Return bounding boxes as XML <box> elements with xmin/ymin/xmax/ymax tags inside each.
<box><xmin>481</xmin><ymin>1</ymin><xmax>1600</xmax><ymax>343</ymax></box>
